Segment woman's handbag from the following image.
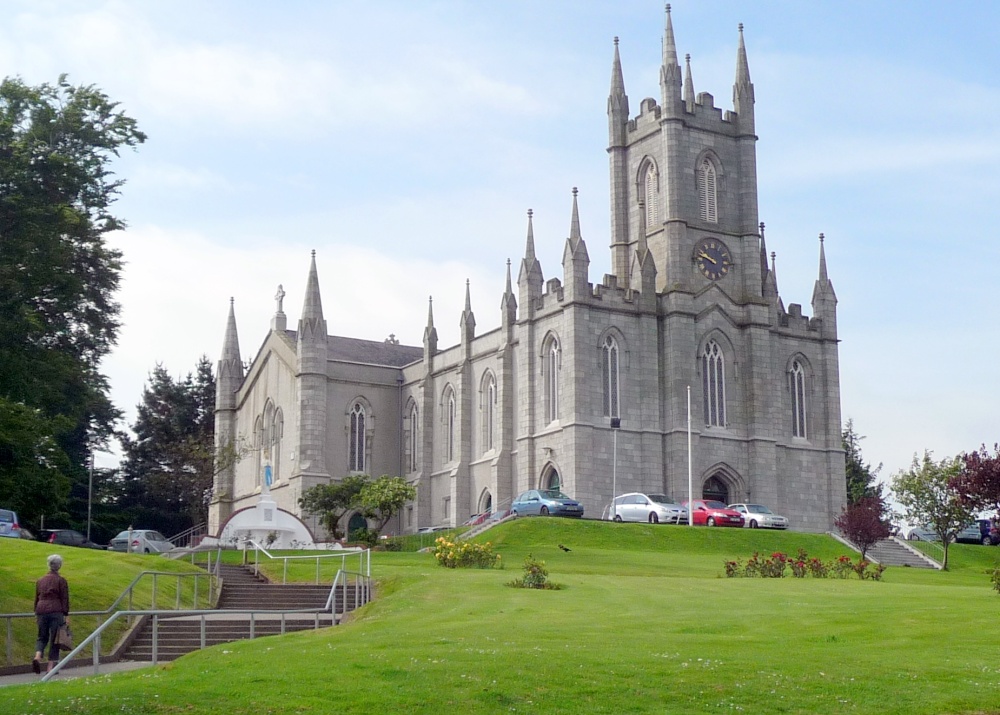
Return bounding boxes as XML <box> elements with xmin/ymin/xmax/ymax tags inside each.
<box><xmin>56</xmin><ymin>623</ymin><xmax>73</xmax><ymax>649</ymax></box>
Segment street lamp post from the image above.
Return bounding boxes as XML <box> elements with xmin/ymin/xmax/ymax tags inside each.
<box><xmin>610</xmin><ymin>417</ymin><xmax>621</xmax><ymax>521</ymax></box>
<box><xmin>87</xmin><ymin>451</ymin><xmax>95</xmax><ymax>541</ymax></box>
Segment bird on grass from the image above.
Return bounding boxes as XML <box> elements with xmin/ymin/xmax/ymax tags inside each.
<box><xmin>558</xmin><ymin>544</ymin><xmax>571</xmax><ymax>552</ymax></box>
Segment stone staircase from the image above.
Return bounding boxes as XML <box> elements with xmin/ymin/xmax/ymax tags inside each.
<box><xmin>119</xmin><ymin>563</ymin><xmax>363</xmax><ymax>662</ymax></box>
<box><xmin>862</xmin><ymin>537</ymin><xmax>941</xmax><ymax>569</ymax></box>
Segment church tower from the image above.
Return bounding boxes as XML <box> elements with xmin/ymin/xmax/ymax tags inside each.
<box><xmin>609</xmin><ymin>7</ymin><xmax>763</xmax><ymax>298</ymax></box>
<box><xmin>209</xmin><ymin>298</ymin><xmax>243</xmax><ymax>534</ymax></box>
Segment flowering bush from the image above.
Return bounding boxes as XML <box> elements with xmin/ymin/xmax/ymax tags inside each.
<box><xmin>508</xmin><ymin>554</ymin><xmax>563</xmax><ymax>590</ymax></box>
<box><xmin>433</xmin><ymin>537</ymin><xmax>500</xmax><ymax>569</ymax></box>
<box><xmin>724</xmin><ymin>550</ymin><xmax>885</xmax><ymax>581</ymax></box>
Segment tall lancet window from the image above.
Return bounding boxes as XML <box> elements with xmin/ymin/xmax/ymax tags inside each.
<box><xmin>271</xmin><ymin>408</ymin><xmax>283</xmax><ymax>481</ymax></box>
<box><xmin>698</xmin><ymin>158</ymin><xmax>718</xmax><ymax>223</ymax></box>
<box><xmin>702</xmin><ymin>340</ymin><xmax>726</xmax><ymax>427</ymax></box>
<box><xmin>483</xmin><ymin>374</ymin><xmax>497</xmax><ymax>453</ymax></box>
<box><xmin>644</xmin><ymin>164</ymin><xmax>658</xmax><ymax>230</ymax></box>
<box><xmin>790</xmin><ymin>361</ymin><xmax>807</xmax><ymax>438</ymax></box>
<box><xmin>602</xmin><ymin>336</ymin><xmax>620</xmax><ymax>418</ymax></box>
<box><xmin>544</xmin><ymin>338</ymin><xmax>560</xmax><ymax>423</ymax></box>
<box><xmin>446</xmin><ymin>390</ymin><xmax>456</xmax><ymax>463</ymax></box>
<box><xmin>349</xmin><ymin>402</ymin><xmax>366</xmax><ymax>472</ymax></box>
<box><xmin>408</xmin><ymin>404</ymin><xmax>419</xmax><ymax>473</ymax></box>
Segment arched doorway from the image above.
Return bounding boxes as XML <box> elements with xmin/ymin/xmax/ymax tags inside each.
<box><xmin>542</xmin><ymin>466</ymin><xmax>561</xmax><ymax>491</ymax></box>
<box><xmin>347</xmin><ymin>513</ymin><xmax>368</xmax><ymax>539</ymax></box>
<box><xmin>478</xmin><ymin>491</ymin><xmax>493</xmax><ymax>515</ymax></box>
<box><xmin>702</xmin><ymin>475</ymin><xmax>729</xmax><ymax>504</ymax></box>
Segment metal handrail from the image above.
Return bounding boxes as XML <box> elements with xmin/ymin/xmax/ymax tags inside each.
<box><xmin>1</xmin><ymin>565</ymin><xmax>222</xmax><ymax>667</ymax></box>
<box><xmin>42</xmin><ymin>566</ymin><xmax>373</xmax><ymax>681</ymax></box>
<box><xmin>243</xmin><ymin>540</ymin><xmax>369</xmax><ymax>584</ymax></box>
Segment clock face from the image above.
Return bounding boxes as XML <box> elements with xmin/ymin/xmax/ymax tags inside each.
<box><xmin>694</xmin><ymin>238</ymin><xmax>733</xmax><ymax>281</ymax></box>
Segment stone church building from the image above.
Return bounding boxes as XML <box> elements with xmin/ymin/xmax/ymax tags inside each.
<box><xmin>209</xmin><ymin>9</ymin><xmax>846</xmax><ymax>538</ymax></box>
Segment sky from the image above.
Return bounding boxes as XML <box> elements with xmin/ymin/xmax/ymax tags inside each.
<box><xmin>3</xmin><ymin>0</ymin><xmax>999</xmax><ymax>489</ymax></box>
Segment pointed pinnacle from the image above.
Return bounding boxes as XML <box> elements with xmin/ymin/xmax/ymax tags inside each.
<box><xmin>302</xmin><ymin>250</ymin><xmax>324</xmax><ymax>321</ymax></box>
<box><xmin>759</xmin><ymin>221</ymin><xmax>769</xmax><ymax>281</ymax></box>
<box><xmin>610</xmin><ymin>36</ymin><xmax>626</xmax><ymax>99</ymax></box>
<box><xmin>818</xmin><ymin>233</ymin><xmax>829</xmax><ymax>282</ymax></box>
<box><xmin>735</xmin><ymin>22</ymin><xmax>751</xmax><ymax>86</ymax></box>
<box><xmin>505</xmin><ymin>259</ymin><xmax>513</xmax><ymax>294</ymax></box>
<box><xmin>222</xmin><ymin>297</ymin><xmax>241</xmax><ymax>363</ymax></box>
<box><xmin>569</xmin><ymin>187</ymin><xmax>581</xmax><ymax>242</ymax></box>
<box><xmin>427</xmin><ymin>296</ymin><xmax>434</xmax><ymax>327</ymax></box>
<box><xmin>683</xmin><ymin>53</ymin><xmax>695</xmax><ymax>106</ymax></box>
<box><xmin>525</xmin><ymin>208</ymin><xmax>536</xmax><ymax>260</ymax></box>
<box><xmin>464</xmin><ymin>279</ymin><xmax>472</xmax><ymax>312</ymax></box>
<box><xmin>663</xmin><ymin>3</ymin><xmax>678</xmax><ymax>68</ymax></box>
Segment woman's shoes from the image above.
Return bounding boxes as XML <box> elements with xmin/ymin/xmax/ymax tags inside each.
<box><xmin>31</xmin><ymin>658</ymin><xmax>41</xmax><ymax>674</ymax></box>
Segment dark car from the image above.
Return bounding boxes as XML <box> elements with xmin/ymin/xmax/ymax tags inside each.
<box><xmin>40</xmin><ymin>528</ymin><xmax>105</xmax><ymax>549</ymax></box>
<box><xmin>977</xmin><ymin>519</ymin><xmax>1000</xmax><ymax>546</ymax></box>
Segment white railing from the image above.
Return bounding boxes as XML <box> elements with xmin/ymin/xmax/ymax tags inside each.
<box><xmin>242</xmin><ymin>540</ymin><xmax>369</xmax><ymax>584</ymax></box>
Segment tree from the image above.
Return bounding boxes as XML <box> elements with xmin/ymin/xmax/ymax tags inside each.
<box><xmin>834</xmin><ymin>495</ymin><xmax>891</xmax><ymax>560</ymax></box>
<box><xmin>843</xmin><ymin>419</ymin><xmax>884</xmax><ymax>504</ymax></box>
<box><xmin>358</xmin><ymin>475</ymin><xmax>417</xmax><ymax>533</ymax></box>
<box><xmin>0</xmin><ymin>75</ymin><xmax>145</xmax><ymax>526</ymax></box>
<box><xmin>117</xmin><ymin>357</ymin><xmax>220</xmax><ymax>534</ymax></box>
<box><xmin>952</xmin><ymin>443</ymin><xmax>1000</xmax><ymax>516</ymax></box>
<box><xmin>891</xmin><ymin>451</ymin><xmax>975</xmax><ymax>570</ymax></box>
<box><xmin>298</xmin><ymin>475</ymin><xmax>370</xmax><ymax>540</ymax></box>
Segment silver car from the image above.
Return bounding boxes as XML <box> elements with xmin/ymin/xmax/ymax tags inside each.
<box><xmin>109</xmin><ymin>529</ymin><xmax>176</xmax><ymax>553</ymax></box>
<box><xmin>728</xmin><ymin>503</ymin><xmax>790</xmax><ymax>529</ymax></box>
<box><xmin>609</xmin><ymin>493</ymin><xmax>687</xmax><ymax>524</ymax></box>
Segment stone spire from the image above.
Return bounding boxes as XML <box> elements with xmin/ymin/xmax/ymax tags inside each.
<box><xmin>297</xmin><ymin>250</ymin><xmax>327</xmax><ymax>340</ymax></box>
<box><xmin>733</xmin><ymin>23</ymin><xmax>755</xmax><ymax>129</ymax></box>
<box><xmin>660</xmin><ymin>4</ymin><xmax>682</xmax><ymax>113</ymax></box>
<box><xmin>608</xmin><ymin>37</ymin><xmax>629</xmax><ymax>147</ymax></box>
<box><xmin>210</xmin><ymin>297</ymin><xmax>242</xmax><ymax>533</ymax></box>
<box><xmin>562</xmin><ymin>187</ymin><xmax>590</xmax><ymax>298</ymax></box>
<box><xmin>764</xmin><ymin>251</ymin><xmax>783</xmax><ymax>311</ymax></box>
<box><xmin>501</xmin><ymin>258</ymin><xmax>517</xmax><ymax>325</ymax></box>
<box><xmin>517</xmin><ymin>209</ymin><xmax>544</xmax><ymax>314</ymax></box>
<box><xmin>460</xmin><ymin>279</ymin><xmax>476</xmax><ymax>346</ymax></box>
<box><xmin>812</xmin><ymin>233</ymin><xmax>838</xmax><ymax>305</ymax></box>
<box><xmin>423</xmin><ymin>296</ymin><xmax>438</xmax><ymax>356</ymax></box>
<box><xmin>218</xmin><ymin>297</ymin><xmax>243</xmax><ymax>385</ymax></box>
<box><xmin>683</xmin><ymin>53</ymin><xmax>695</xmax><ymax>112</ymax></box>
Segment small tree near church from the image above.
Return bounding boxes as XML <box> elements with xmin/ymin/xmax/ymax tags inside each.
<box><xmin>358</xmin><ymin>475</ymin><xmax>417</xmax><ymax>534</ymax></box>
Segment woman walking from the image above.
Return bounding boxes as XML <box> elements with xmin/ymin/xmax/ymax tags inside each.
<box><xmin>33</xmin><ymin>554</ymin><xmax>70</xmax><ymax>674</ymax></box>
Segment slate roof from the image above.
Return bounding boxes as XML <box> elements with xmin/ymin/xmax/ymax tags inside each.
<box><xmin>283</xmin><ymin>331</ymin><xmax>422</xmax><ymax>368</ymax></box>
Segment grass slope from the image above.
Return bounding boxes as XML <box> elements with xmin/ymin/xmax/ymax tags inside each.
<box><xmin>3</xmin><ymin>520</ymin><xmax>1000</xmax><ymax>715</ymax></box>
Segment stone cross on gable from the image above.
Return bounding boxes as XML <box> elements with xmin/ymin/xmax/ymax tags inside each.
<box><xmin>275</xmin><ymin>284</ymin><xmax>285</xmax><ymax>314</ymax></box>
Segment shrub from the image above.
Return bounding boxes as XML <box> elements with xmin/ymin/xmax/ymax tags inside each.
<box><xmin>508</xmin><ymin>554</ymin><xmax>563</xmax><ymax>590</ymax></box>
<box><xmin>382</xmin><ymin>537</ymin><xmax>404</xmax><ymax>552</ymax></box>
<box><xmin>723</xmin><ymin>550</ymin><xmax>885</xmax><ymax>581</ymax></box>
<box><xmin>433</xmin><ymin>537</ymin><xmax>500</xmax><ymax>569</ymax></box>
<box><xmin>990</xmin><ymin>567</ymin><xmax>1000</xmax><ymax>594</ymax></box>
<box><xmin>349</xmin><ymin>527</ymin><xmax>379</xmax><ymax>547</ymax></box>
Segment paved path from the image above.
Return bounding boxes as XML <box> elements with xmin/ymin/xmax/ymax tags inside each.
<box><xmin>0</xmin><ymin>660</ymin><xmax>155</xmax><ymax>688</ymax></box>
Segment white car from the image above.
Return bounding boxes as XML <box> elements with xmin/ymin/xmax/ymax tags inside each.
<box><xmin>109</xmin><ymin>529</ymin><xmax>176</xmax><ymax>553</ymax></box>
<box><xmin>607</xmin><ymin>493</ymin><xmax>688</xmax><ymax>524</ymax></box>
<box><xmin>728</xmin><ymin>503</ymin><xmax>790</xmax><ymax>530</ymax></box>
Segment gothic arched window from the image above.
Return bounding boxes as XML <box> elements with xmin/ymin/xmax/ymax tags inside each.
<box><xmin>544</xmin><ymin>338</ymin><xmax>560</xmax><ymax>423</ymax></box>
<box><xmin>698</xmin><ymin>158</ymin><xmax>718</xmax><ymax>223</ymax></box>
<box><xmin>446</xmin><ymin>389</ymin><xmax>456</xmax><ymax>463</ymax></box>
<box><xmin>483</xmin><ymin>373</ymin><xmax>497</xmax><ymax>453</ymax></box>
<box><xmin>349</xmin><ymin>402</ymin><xmax>366</xmax><ymax>472</ymax></box>
<box><xmin>644</xmin><ymin>164</ymin><xmax>658</xmax><ymax>229</ymax></box>
<box><xmin>272</xmin><ymin>408</ymin><xmax>283</xmax><ymax>482</ymax></box>
<box><xmin>408</xmin><ymin>404</ymin><xmax>419</xmax><ymax>473</ymax></box>
<box><xmin>702</xmin><ymin>340</ymin><xmax>726</xmax><ymax>427</ymax></box>
<box><xmin>602</xmin><ymin>335</ymin><xmax>620</xmax><ymax>418</ymax></box>
<box><xmin>253</xmin><ymin>416</ymin><xmax>263</xmax><ymax>487</ymax></box>
<box><xmin>791</xmin><ymin>360</ymin><xmax>807</xmax><ymax>438</ymax></box>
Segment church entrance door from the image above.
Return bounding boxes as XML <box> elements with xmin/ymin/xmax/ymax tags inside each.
<box><xmin>702</xmin><ymin>475</ymin><xmax>729</xmax><ymax>504</ymax></box>
<box><xmin>347</xmin><ymin>513</ymin><xmax>367</xmax><ymax>539</ymax></box>
<box><xmin>543</xmin><ymin>469</ymin><xmax>561</xmax><ymax>491</ymax></box>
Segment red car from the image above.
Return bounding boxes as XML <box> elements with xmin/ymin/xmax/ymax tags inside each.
<box><xmin>681</xmin><ymin>500</ymin><xmax>744</xmax><ymax>527</ymax></box>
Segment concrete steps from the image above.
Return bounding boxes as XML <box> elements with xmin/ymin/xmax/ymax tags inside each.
<box><xmin>864</xmin><ymin>537</ymin><xmax>941</xmax><ymax>569</ymax></box>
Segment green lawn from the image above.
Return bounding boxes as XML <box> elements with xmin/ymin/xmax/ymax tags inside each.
<box><xmin>3</xmin><ymin>520</ymin><xmax>1000</xmax><ymax>714</ymax></box>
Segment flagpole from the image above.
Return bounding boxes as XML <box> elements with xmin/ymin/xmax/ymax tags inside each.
<box><xmin>687</xmin><ymin>386</ymin><xmax>693</xmax><ymax>526</ymax></box>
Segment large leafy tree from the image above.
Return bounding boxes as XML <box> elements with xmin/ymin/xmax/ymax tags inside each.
<box><xmin>952</xmin><ymin>444</ymin><xmax>1000</xmax><ymax>516</ymax></box>
<box><xmin>0</xmin><ymin>75</ymin><xmax>145</xmax><ymax>525</ymax></box>
<box><xmin>298</xmin><ymin>475</ymin><xmax>370</xmax><ymax>540</ymax></box>
<box><xmin>117</xmin><ymin>357</ymin><xmax>217</xmax><ymax>535</ymax></box>
<box><xmin>358</xmin><ymin>475</ymin><xmax>417</xmax><ymax>533</ymax></box>
<box><xmin>843</xmin><ymin>419</ymin><xmax>883</xmax><ymax>504</ymax></box>
<box><xmin>891</xmin><ymin>451</ymin><xmax>975</xmax><ymax>570</ymax></box>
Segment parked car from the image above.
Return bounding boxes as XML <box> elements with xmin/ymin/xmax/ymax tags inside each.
<box><xmin>727</xmin><ymin>503</ymin><xmax>789</xmax><ymax>530</ymax></box>
<box><xmin>511</xmin><ymin>490</ymin><xmax>584</xmax><ymax>518</ymax></box>
<box><xmin>40</xmin><ymin>528</ymin><xmax>105</xmax><ymax>549</ymax></box>
<box><xmin>898</xmin><ymin>523</ymin><xmax>939</xmax><ymax>542</ymax></box>
<box><xmin>0</xmin><ymin>509</ymin><xmax>23</xmax><ymax>539</ymax></box>
<box><xmin>109</xmin><ymin>529</ymin><xmax>176</xmax><ymax>553</ymax></box>
<box><xmin>680</xmin><ymin>499</ymin><xmax>744</xmax><ymax>527</ymax></box>
<box><xmin>976</xmin><ymin>519</ymin><xmax>1000</xmax><ymax>546</ymax></box>
<box><xmin>608</xmin><ymin>493</ymin><xmax>687</xmax><ymax>524</ymax></box>
<box><xmin>955</xmin><ymin>521</ymin><xmax>987</xmax><ymax>544</ymax></box>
